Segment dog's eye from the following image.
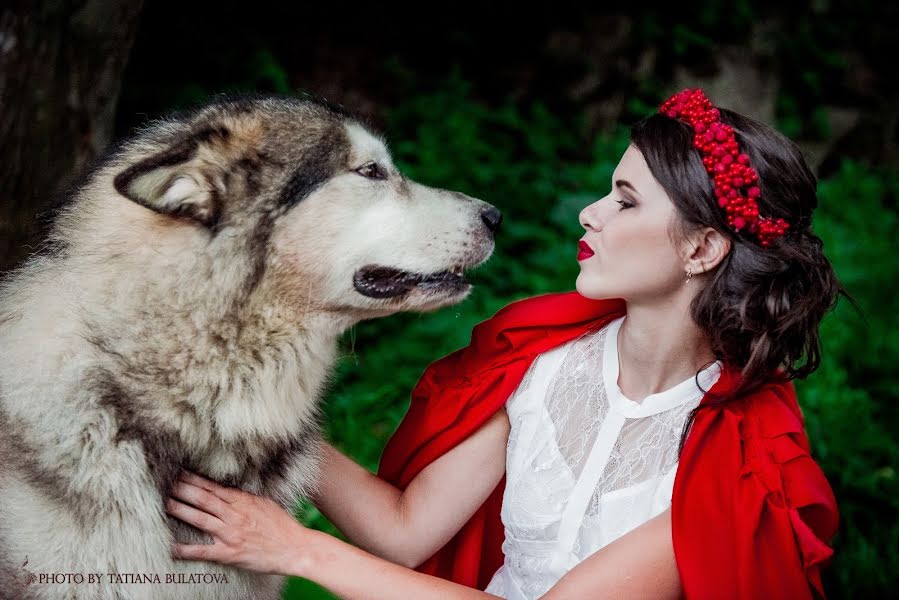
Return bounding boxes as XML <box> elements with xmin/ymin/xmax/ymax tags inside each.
<box><xmin>355</xmin><ymin>161</ymin><xmax>387</xmax><ymax>181</ymax></box>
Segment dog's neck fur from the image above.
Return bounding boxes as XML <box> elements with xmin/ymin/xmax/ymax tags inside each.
<box><xmin>48</xmin><ymin>196</ymin><xmax>362</xmax><ymax>478</ymax></box>
<box><xmin>83</xmin><ymin>276</ymin><xmax>349</xmax><ymax>453</ymax></box>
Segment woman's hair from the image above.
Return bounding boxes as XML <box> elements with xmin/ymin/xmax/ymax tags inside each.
<box><xmin>630</xmin><ymin>109</ymin><xmax>846</xmax><ymax>414</ymax></box>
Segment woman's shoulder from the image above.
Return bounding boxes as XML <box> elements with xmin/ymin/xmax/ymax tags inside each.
<box><xmin>701</xmin><ymin>369</ymin><xmax>807</xmax><ymax>439</ymax></box>
<box><xmin>675</xmin><ymin>376</ymin><xmax>838</xmax><ymax>599</ymax></box>
<box><xmin>704</xmin><ymin>377</ymin><xmax>822</xmax><ymax>480</ymax></box>
<box><xmin>732</xmin><ymin>378</ymin><xmax>807</xmax><ymax>440</ymax></box>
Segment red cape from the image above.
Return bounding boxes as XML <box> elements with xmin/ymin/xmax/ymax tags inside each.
<box><xmin>378</xmin><ymin>292</ymin><xmax>838</xmax><ymax>599</ymax></box>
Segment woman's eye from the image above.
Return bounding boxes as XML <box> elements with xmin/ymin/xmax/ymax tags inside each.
<box><xmin>616</xmin><ymin>199</ymin><xmax>634</xmax><ymax>210</ymax></box>
<box><xmin>355</xmin><ymin>162</ymin><xmax>387</xmax><ymax>180</ymax></box>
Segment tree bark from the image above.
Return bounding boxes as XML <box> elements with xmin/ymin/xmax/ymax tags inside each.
<box><xmin>0</xmin><ymin>0</ymin><xmax>144</xmax><ymax>272</ymax></box>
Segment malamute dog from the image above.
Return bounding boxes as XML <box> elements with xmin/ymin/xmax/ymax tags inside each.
<box><xmin>0</xmin><ymin>95</ymin><xmax>500</xmax><ymax>600</ymax></box>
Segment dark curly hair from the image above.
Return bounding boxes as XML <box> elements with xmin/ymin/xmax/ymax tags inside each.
<box><xmin>630</xmin><ymin>108</ymin><xmax>847</xmax><ymax>444</ymax></box>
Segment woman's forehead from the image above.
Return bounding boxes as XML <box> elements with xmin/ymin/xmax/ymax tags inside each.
<box><xmin>614</xmin><ymin>146</ymin><xmax>648</xmax><ymax>177</ymax></box>
<box><xmin>614</xmin><ymin>146</ymin><xmax>667</xmax><ymax>199</ymax></box>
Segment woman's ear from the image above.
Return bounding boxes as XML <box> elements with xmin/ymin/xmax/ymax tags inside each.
<box><xmin>684</xmin><ymin>227</ymin><xmax>730</xmax><ymax>275</ymax></box>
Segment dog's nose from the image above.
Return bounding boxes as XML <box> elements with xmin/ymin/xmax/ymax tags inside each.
<box><xmin>481</xmin><ymin>207</ymin><xmax>503</xmax><ymax>233</ymax></box>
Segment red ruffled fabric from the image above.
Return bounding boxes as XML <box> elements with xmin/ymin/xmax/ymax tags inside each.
<box><xmin>673</xmin><ymin>371</ymin><xmax>839</xmax><ymax>599</ymax></box>
<box><xmin>377</xmin><ymin>291</ymin><xmax>838</xmax><ymax>597</ymax></box>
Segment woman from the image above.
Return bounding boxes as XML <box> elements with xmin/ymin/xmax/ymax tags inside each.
<box><xmin>167</xmin><ymin>89</ymin><xmax>841</xmax><ymax>599</ymax></box>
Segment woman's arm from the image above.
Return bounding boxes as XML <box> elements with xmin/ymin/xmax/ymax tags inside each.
<box><xmin>541</xmin><ymin>508</ymin><xmax>680</xmax><ymax>600</ymax></box>
<box><xmin>310</xmin><ymin>406</ymin><xmax>508</xmax><ymax>567</ymax></box>
<box><xmin>310</xmin><ymin>407</ymin><xmax>509</xmax><ymax>567</ymax></box>
<box><xmin>291</xmin><ymin>528</ymin><xmax>502</xmax><ymax>599</ymax></box>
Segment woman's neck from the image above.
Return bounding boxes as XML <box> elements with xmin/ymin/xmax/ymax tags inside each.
<box><xmin>616</xmin><ymin>297</ymin><xmax>717</xmax><ymax>403</ymax></box>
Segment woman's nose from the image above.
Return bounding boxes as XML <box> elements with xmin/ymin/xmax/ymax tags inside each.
<box><xmin>579</xmin><ymin>199</ymin><xmax>604</xmax><ymax>232</ymax></box>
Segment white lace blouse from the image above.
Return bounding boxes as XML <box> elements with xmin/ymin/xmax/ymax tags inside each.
<box><xmin>484</xmin><ymin>316</ymin><xmax>722</xmax><ymax>600</ymax></box>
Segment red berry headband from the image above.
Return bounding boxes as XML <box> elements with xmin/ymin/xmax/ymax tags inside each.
<box><xmin>659</xmin><ymin>88</ymin><xmax>790</xmax><ymax>247</ymax></box>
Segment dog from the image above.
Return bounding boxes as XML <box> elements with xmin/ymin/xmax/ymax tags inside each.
<box><xmin>0</xmin><ymin>94</ymin><xmax>500</xmax><ymax>600</ymax></box>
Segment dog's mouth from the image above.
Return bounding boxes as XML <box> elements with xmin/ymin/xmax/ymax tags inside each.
<box><xmin>353</xmin><ymin>264</ymin><xmax>470</xmax><ymax>299</ymax></box>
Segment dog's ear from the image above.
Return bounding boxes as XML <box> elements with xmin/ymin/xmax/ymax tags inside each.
<box><xmin>113</xmin><ymin>126</ymin><xmax>230</xmax><ymax>227</ymax></box>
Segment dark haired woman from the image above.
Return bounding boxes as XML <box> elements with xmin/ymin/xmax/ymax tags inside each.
<box><xmin>169</xmin><ymin>89</ymin><xmax>841</xmax><ymax>599</ymax></box>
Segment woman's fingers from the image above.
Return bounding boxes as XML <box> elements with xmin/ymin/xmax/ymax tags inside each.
<box><xmin>179</xmin><ymin>471</ymin><xmax>241</xmax><ymax>503</ymax></box>
<box><xmin>173</xmin><ymin>479</ymin><xmax>240</xmax><ymax>519</ymax></box>
<box><xmin>166</xmin><ymin>498</ymin><xmax>227</xmax><ymax>536</ymax></box>
<box><xmin>173</xmin><ymin>542</ymin><xmax>229</xmax><ymax>563</ymax></box>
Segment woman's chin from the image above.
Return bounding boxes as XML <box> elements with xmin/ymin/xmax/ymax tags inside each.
<box><xmin>575</xmin><ymin>273</ymin><xmax>606</xmax><ymax>299</ymax></box>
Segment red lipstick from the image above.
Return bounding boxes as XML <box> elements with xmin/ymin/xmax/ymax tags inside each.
<box><xmin>577</xmin><ymin>240</ymin><xmax>594</xmax><ymax>261</ymax></box>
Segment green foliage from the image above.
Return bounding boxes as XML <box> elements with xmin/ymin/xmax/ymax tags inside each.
<box><xmin>796</xmin><ymin>161</ymin><xmax>899</xmax><ymax>595</ymax></box>
<box><xmin>284</xmin><ymin>78</ymin><xmax>898</xmax><ymax>599</ymax></box>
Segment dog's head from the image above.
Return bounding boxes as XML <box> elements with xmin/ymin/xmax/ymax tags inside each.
<box><xmin>107</xmin><ymin>95</ymin><xmax>499</xmax><ymax>322</ymax></box>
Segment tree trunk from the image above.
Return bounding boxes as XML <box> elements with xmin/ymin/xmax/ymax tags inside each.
<box><xmin>0</xmin><ymin>0</ymin><xmax>144</xmax><ymax>273</ymax></box>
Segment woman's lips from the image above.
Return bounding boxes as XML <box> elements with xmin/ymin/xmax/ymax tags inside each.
<box><xmin>577</xmin><ymin>240</ymin><xmax>594</xmax><ymax>261</ymax></box>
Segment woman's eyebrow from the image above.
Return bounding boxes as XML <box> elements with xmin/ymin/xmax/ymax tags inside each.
<box><xmin>615</xmin><ymin>179</ymin><xmax>642</xmax><ymax>198</ymax></box>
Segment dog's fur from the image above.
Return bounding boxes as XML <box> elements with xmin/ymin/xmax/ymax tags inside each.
<box><xmin>0</xmin><ymin>95</ymin><xmax>498</xmax><ymax>599</ymax></box>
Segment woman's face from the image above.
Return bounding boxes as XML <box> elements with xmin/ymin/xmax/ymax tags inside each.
<box><xmin>576</xmin><ymin>145</ymin><xmax>688</xmax><ymax>302</ymax></box>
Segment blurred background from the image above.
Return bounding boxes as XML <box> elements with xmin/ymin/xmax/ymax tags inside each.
<box><xmin>2</xmin><ymin>1</ymin><xmax>897</xmax><ymax>598</ymax></box>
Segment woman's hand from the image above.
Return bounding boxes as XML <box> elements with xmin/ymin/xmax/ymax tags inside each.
<box><xmin>166</xmin><ymin>471</ymin><xmax>309</xmax><ymax>575</ymax></box>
